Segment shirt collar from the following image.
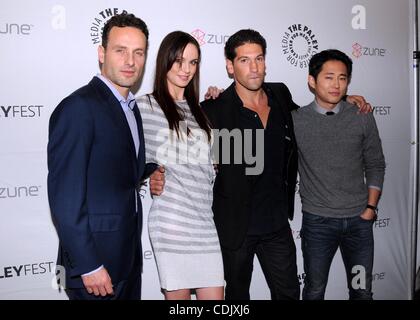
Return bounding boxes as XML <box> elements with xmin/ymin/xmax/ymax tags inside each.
<box><xmin>313</xmin><ymin>100</ymin><xmax>342</xmax><ymax>115</ymax></box>
<box><xmin>96</xmin><ymin>74</ymin><xmax>136</xmax><ymax>110</ymax></box>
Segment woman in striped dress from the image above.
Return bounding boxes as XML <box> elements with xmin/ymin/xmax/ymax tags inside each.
<box><xmin>137</xmin><ymin>31</ymin><xmax>224</xmax><ymax>300</ymax></box>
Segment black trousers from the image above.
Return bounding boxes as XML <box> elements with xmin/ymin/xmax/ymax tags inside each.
<box><xmin>65</xmin><ymin>275</ymin><xmax>141</xmax><ymax>300</ymax></box>
<box><xmin>222</xmin><ymin>227</ymin><xmax>300</xmax><ymax>300</ymax></box>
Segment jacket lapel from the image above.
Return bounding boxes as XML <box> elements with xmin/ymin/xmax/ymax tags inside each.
<box><xmin>222</xmin><ymin>83</ymin><xmax>243</xmax><ymax>130</ymax></box>
<box><xmin>89</xmin><ymin>77</ymin><xmax>139</xmax><ymax>174</ymax></box>
<box><xmin>132</xmin><ymin>102</ymin><xmax>145</xmax><ymax>179</ymax></box>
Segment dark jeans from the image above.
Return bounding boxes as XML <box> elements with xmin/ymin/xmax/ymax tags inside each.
<box><xmin>222</xmin><ymin>227</ymin><xmax>300</xmax><ymax>300</ymax></box>
<box><xmin>301</xmin><ymin>211</ymin><xmax>374</xmax><ymax>300</ymax></box>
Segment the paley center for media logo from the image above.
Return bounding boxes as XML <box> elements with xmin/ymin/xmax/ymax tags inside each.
<box><xmin>281</xmin><ymin>23</ymin><xmax>319</xmax><ymax>69</ymax></box>
<box><xmin>90</xmin><ymin>8</ymin><xmax>128</xmax><ymax>45</ymax></box>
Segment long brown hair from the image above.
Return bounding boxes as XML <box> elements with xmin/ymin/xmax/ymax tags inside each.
<box><xmin>152</xmin><ymin>31</ymin><xmax>211</xmax><ymax>141</ymax></box>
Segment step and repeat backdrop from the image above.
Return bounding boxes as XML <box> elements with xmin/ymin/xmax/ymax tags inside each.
<box><xmin>0</xmin><ymin>0</ymin><xmax>415</xmax><ymax>299</ymax></box>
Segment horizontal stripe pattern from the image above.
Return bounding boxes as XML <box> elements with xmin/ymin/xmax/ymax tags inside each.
<box><xmin>138</xmin><ymin>94</ymin><xmax>223</xmax><ymax>290</ymax></box>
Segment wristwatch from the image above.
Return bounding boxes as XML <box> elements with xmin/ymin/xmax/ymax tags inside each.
<box><xmin>366</xmin><ymin>204</ymin><xmax>378</xmax><ymax>213</ymax></box>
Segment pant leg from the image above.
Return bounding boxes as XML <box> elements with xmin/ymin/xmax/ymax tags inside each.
<box><xmin>221</xmin><ymin>235</ymin><xmax>258</xmax><ymax>300</ymax></box>
<box><xmin>255</xmin><ymin>227</ymin><xmax>300</xmax><ymax>300</ymax></box>
<box><xmin>340</xmin><ymin>215</ymin><xmax>374</xmax><ymax>300</ymax></box>
<box><xmin>301</xmin><ymin>212</ymin><xmax>341</xmax><ymax>300</ymax></box>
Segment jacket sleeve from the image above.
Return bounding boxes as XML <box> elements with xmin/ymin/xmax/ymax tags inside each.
<box><xmin>280</xmin><ymin>83</ymin><xmax>300</xmax><ymax>111</ymax></box>
<box><xmin>271</xmin><ymin>83</ymin><xmax>299</xmax><ymax>219</ymax></box>
<box><xmin>47</xmin><ymin>96</ymin><xmax>101</xmax><ymax>277</ymax></box>
<box><xmin>200</xmin><ymin>100</ymin><xmax>216</xmax><ymax>127</ymax></box>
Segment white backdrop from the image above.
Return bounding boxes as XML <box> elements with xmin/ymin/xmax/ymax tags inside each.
<box><xmin>0</xmin><ymin>0</ymin><xmax>415</xmax><ymax>299</ymax></box>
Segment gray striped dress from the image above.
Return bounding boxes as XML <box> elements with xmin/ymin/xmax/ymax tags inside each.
<box><xmin>138</xmin><ymin>94</ymin><xmax>224</xmax><ymax>291</ymax></box>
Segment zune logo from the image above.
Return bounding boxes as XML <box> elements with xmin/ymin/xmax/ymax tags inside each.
<box><xmin>352</xmin><ymin>43</ymin><xmax>363</xmax><ymax>58</ymax></box>
<box><xmin>0</xmin><ymin>185</ymin><xmax>41</xmax><ymax>199</ymax></box>
<box><xmin>90</xmin><ymin>8</ymin><xmax>128</xmax><ymax>45</ymax></box>
<box><xmin>0</xmin><ymin>23</ymin><xmax>34</xmax><ymax>36</ymax></box>
<box><xmin>191</xmin><ymin>29</ymin><xmax>230</xmax><ymax>46</ymax></box>
<box><xmin>352</xmin><ymin>42</ymin><xmax>386</xmax><ymax>58</ymax></box>
<box><xmin>191</xmin><ymin>29</ymin><xmax>206</xmax><ymax>46</ymax></box>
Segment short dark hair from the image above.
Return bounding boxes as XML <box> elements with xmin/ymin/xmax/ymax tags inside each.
<box><xmin>309</xmin><ymin>49</ymin><xmax>353</xmax><ymax>80</ymax></box>
<box><xmin>224</xmin><ymin>29</ymin><xmax>267</xmax><ymax>61</ymax></box>
<box><xmin>101</xmin><ymin>13</ymin><xmax>149</xmax><ymax>48</ymax></box>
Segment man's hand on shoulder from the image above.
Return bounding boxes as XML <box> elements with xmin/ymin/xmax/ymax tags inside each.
<box><xmin>346</xmin><ymin>95</ymin><xmax>372</xmax><ymax>114</ymax></box>
<box><xmin>204</xmin><ymin>86</ymin><xmax>224</xmax><ymax>100</ymax></box>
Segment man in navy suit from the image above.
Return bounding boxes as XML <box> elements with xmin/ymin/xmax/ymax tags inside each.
<box><xmin>47</xmin><ymin>13</ymin><xmax>150</xmax><ymax>300</ymax></box>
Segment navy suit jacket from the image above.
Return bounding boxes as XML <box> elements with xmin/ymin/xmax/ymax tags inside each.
<box><xmin>47</xmin><ymin>77</ymin><xmax>148</xmax><ymax>289</ymax></box>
